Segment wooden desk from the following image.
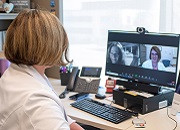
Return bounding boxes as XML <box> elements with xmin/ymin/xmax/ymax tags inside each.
<box><xmin>49</xmin><ymin>78</ymin><xmax>180</xmax><ymax>130</ymax></box>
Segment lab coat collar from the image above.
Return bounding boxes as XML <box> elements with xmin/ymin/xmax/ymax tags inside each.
<box><xmin>10</xmin><ymin>63</ymin><xmax>52</xmax><ymax>90</ymax></box>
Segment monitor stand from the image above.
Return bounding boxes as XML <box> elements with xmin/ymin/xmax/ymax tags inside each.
<box><xmin>69</xmin><ymin>93</ymin><xmax>89</xmax><ymax>101</ymax></box>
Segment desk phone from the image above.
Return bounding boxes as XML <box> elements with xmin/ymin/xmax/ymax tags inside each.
<box><xmin>67</xmin><ymin>66</ymin><xmax>102</xmax><ymax>94</ymax></box>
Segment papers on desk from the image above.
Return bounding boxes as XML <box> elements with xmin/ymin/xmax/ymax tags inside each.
<box><xmin>124</xmin><ymin>90</ymin><xmax>154</xmax><ymax>98</ymax></box>
<box><xmin>105</xmin><ymin>90</ymin><xmax>154</xmax><ymax>101</ymax></box>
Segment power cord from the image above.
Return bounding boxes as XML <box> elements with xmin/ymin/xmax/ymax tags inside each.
<box><xmin>109</xmin><ymin>99</ymin><xmax>115</xmax><ymax>106</ymax></box>
<box><xmin>109</xmin><ymin>100</ymin><xmax>115</xmax><ymax>113</ymax></box>
<box><xmin>162</xmin><ymin>92</ymin><xmax>177</xmax><ymax>130</ymax></box>
<box><xmin>167</xmin><ymin>106</ymin><xmax>177</xmax><ymax>130</ymax></box>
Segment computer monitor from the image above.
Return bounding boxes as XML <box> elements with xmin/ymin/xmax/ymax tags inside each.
<box><xmin>171</xmin><ymin>71</ymin><xmax>180</xmax><ymax>115</ymax></box>
<box><xmin>105</xmin><ymin>30</ymin><xmax>180</xmax><ymax>93</ymax></box>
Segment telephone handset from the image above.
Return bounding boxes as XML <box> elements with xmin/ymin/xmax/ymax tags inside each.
<box><xmin>67</xmin><ymin>67</ymin><xmax>79</xmax><ymax>91</ymax></box>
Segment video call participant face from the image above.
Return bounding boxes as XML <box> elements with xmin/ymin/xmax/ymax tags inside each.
<box><xmin>110</xmin><ymin>46</ymin><xmax>120</xmax><ymax>64</ymax></box>
<box><xmin>151</xmin><ymin>49</ymin><xmax>159</xmax><ymax>63</ymax></box>
<box><xmin>150</xmin><ymin>46</ymin><xmax>161</xmax><ymax>63</ymax></box>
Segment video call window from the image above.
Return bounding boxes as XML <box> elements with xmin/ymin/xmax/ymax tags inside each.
<box><xmin>107</xmin><ymin>41</ymin><xmax>178</xmax><ymax>73</ymax></box>
<box><xmin>140</xmin><ymin>44</ymin><xmax>177</xmax><ymax>73</ymax></box>
<box><xmin>107</xmin><ymin>41</ymin><xmax>139</xmax><ymax>66</ymax></box>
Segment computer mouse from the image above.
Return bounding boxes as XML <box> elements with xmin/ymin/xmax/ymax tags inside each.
<box><xmin>95</xmin><ymin>93</ymin><xmax>106</xmax><ymax>99</ymax></box>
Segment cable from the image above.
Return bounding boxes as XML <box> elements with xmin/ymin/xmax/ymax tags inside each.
<box><xmin>109</xmin><ymin>100</ymin><xmax>115</xmax><ymax>113</ymax></box>
<box><xmin>162</xmin><ymin>92</ymin><xmax>177</xmax><ymax>130</ymax></box>
<box><xmin>110</xmin><ymin>99</ymin><xmax>115</xmax><ymax>106</ymax></box>
<box><xmin>167</xmin><ymin>106</ymin><xmax>177</xmax><ymax>130</ymax></box>
<box><xmin>59</xmin><ymin>87</ymin><xmax>69</xmax><ymax>99</ymax></box>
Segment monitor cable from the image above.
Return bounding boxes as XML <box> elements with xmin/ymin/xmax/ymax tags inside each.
<box><xmin>162</xmin><ymin>92</ymin><xmax>177</xmax><ymax>130</ymax></box>
<box><xmin>109</xmin><ymin>100</ymin><xmax>115</xmax><ymax>113</ymax></box>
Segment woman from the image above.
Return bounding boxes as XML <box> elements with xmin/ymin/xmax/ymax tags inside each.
<box><xmin>107</xmin><ymin>41</ymin><xmax>125</xmax><ymax>64</ymax></box>
<box><xmin>142</xmin><ymin>46</ymin><xmax>165</xmax><ymax>71</ymax></box>
<box><xmin>0</xmin><ymin>9</ymin><xmax>84</xmax><ymax>130</ymax></box>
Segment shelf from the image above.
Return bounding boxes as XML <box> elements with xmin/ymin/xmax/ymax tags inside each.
<box><xmin>0</xmin><ymin>13</ymin><xmax>18</xmax><ymax>20</ymax></box>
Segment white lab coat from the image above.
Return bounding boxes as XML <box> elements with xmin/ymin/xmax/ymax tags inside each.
<box><xmin>142</xmin><ymin>60</ymin><xmax>166</xmax><ymax>71</ymax></box>
<box><xmin>0</xmin><ymin>63</ymin><xmax>75</xmax><ymax>130</ymax></box>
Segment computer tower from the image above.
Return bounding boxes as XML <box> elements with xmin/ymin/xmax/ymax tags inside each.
<box><xmin>113</xmin><ymin>88</ymin><xmax>174</xmax><ymax>114</ymax></box>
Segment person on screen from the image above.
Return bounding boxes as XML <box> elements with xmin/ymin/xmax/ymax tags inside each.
<box><xmin>107</xmin><ymin>41</ymin><xmax>125</xmax><ymax>64</ymax></box>
<box><xmin>0</xmin><ymin>9</ymin><xmax>84</xmax><ymax>130</ymax></box>
<box><xmin>142</xmin><ymin>46</ymin><xmax>165</xmax><ymax>71</ymax></box>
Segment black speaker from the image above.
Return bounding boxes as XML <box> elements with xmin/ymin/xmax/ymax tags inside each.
<box><xmin>116</xmin><ymin>80</ymin><xmax>161</xmax><ymax>94</ymax></box>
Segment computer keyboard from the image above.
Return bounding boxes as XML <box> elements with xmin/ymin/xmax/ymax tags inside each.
<box><xmin>70</xmin><ymin>98</ymin><xmax>134</xmax><ymax>124</ymax></box>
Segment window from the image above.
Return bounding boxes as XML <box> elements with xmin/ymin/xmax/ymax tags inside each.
<box><xmin>62</xmin><ymin>0</ymin><xmax>180</xmax><ymax>83</ymax></box>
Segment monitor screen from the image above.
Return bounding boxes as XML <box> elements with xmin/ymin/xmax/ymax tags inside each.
<box><xmin>105</xmin><ymin>30</ymin><xmax>180</xmax><ymax>88</ymax></box>
<box><xmin>80</xmin><ymin>66</ymin><xmax>102</xmax><ymax>77</ymax></box>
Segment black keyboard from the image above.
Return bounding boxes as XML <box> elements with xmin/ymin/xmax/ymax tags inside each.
<box><xmin>70</xmin><ymin>98</ymin><xmax>133</xmax><ymax>124</ymax></box>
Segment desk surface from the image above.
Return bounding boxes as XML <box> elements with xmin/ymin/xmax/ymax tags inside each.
<box><xmin>49</xmin><ymin>78</ymin><xmax>180</xmax><ymax>130</ymax></box>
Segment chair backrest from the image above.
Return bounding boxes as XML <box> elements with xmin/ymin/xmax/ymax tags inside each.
<box><xmin>0</xmin><ymin>58</ymin><xmax>10</xmax><ymax>77</ymax></box>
